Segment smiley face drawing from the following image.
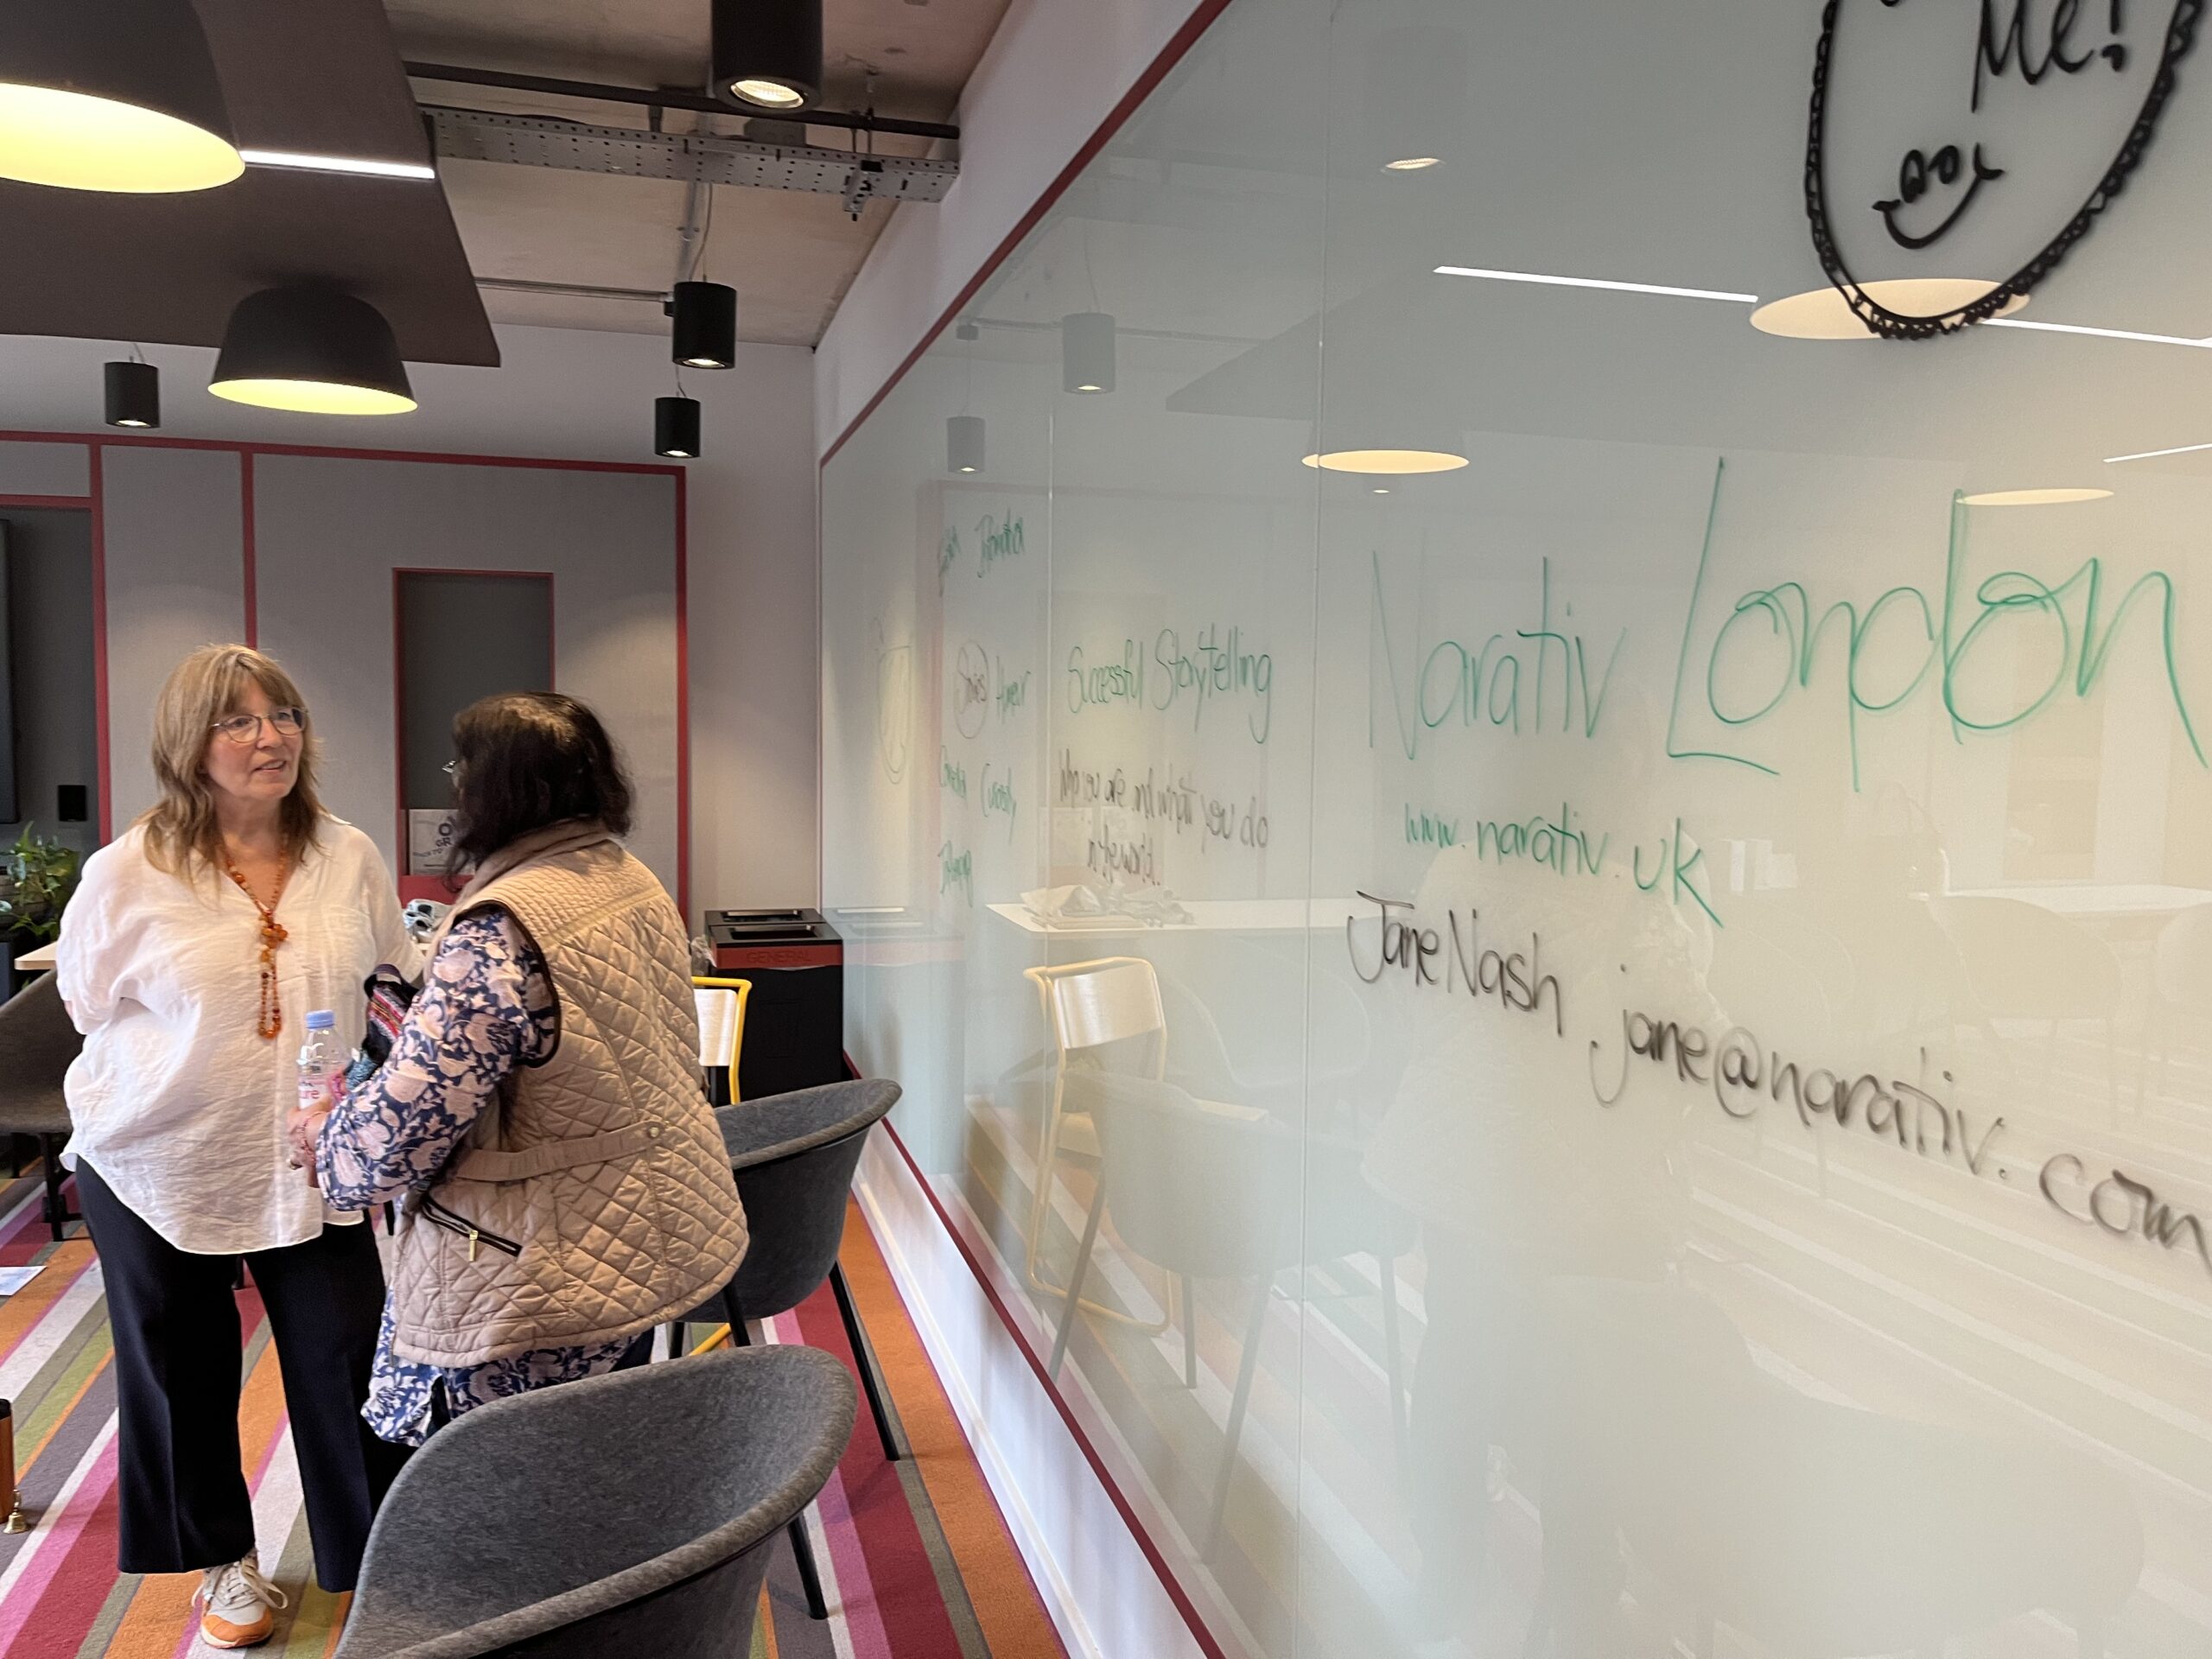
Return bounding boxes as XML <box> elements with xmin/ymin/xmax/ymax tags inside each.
<box><xmin>1807</xmin><ymin>0</ymin><xmax>2203</xmax><ymax>338</ymax></box>
<box><xmin>951</xmin><ymin>641</ymin><xmax>990</xmax><ymax>740</ymax></box>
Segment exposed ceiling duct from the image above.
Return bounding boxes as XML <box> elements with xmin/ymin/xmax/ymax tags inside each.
<box><xmin>421</xmin><ymin>105</ymin><xmax>956</xmax><ymax>218</ymax></box>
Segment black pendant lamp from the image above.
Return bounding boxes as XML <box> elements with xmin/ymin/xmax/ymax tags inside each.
<box><xmin>1061</xmin><ymin>312</ymin><xmax>1116</xmax><ymax>394</ymax></box>
<box><xmin>209</xmin><ymin>285</ymin><xmax>416</xmax><ymax>415</ymax></box>
<box><xmin>0</xmin><ymin>0</ymin><xmax>243</xmax><ymax>192</ymax></box>
<box><xmin>104</xmin><ymin>359</ymin><xmax>158</xmax><ymax>428</ymax></box>
<box><xmin>669</xmin><ymin>281</ymin><xmax>738</xmax><ymax>369</ymax></box>
<box><xmin>947</xmin><ymin>415</ymin><xmax>984</xmax><ymax>476</ymax></box>
<box><xmin>656</xmin><ymin>396</ymin><xmax>702</xmax><ymax>458</ymax></box>
<box><xmin>712</xmin><ymin>0</ymin><xmax>822</xmax><ymax>111</ymax></box>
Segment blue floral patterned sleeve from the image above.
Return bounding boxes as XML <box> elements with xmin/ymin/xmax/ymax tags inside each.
<box><xmin>314</xmin><ymin>907</ymin><xmax>637</xmax><ymax>1447</ymax></box>
<box><xmin>316</xmin><ymin>909</ymin><xmax>557</xmax><ymax>1208</ymax></box>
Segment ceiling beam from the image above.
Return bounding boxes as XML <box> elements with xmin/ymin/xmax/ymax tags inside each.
<box><xmin>423</xmin><ymin>106</ymin><xmax>957</xmax><ymax>215</ymax></box>
<box><xmin>404</xmin><ymin>62</ymin><xmax>959</xmax><ymax>144</ymax></box>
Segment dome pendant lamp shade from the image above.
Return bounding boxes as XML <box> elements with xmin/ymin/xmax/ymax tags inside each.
<box><xmin>670</xmin><ymin>281</ymin><xmax>738</xmax><ymax>369</ymax></box>
<box><xmin>656</xmin><ymin>396</ymin><xmax>702</xmax><ymax>458</ymax></box>
<box><xmin>0</xmin><ymin>0</ymin><xmax>243</xmax><ymax>193</ymax></box>
<box><xmin>104</xmin><ymin>359</ymin><xmax>158</xmax><ymax>428</ymax></box>
<box><xmin>1061</xmin><ymin>312</ymin><xmax>1116</xmax><ymax>394</ymax></box>
<box><xmin>947</xmin><ymin>415</ymin><xmax>984</xmax><ymax>475</ymax></box>
<box><xmin>209</xmin><ymin>285</ymin><xmax>416</xmax><ymax>415</ymax></box>
<box><xmin>712</xmin><ymin>0</ymin><xmax>822</xmax><ymax>111</ymax></box>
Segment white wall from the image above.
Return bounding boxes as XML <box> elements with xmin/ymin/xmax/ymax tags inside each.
<box><xmin>813</xmin><ymin>0</ymin><xmax>1217</xmax><ymax>454</ymax></box>
<box><xmin>0</xmin><ymin>322</ymin><xmax>819</xmax><ymax>914</ymax></box>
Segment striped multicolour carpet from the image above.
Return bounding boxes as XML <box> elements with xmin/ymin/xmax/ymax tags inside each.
<box><xmin>0</xmin><ymin>1169</ymin><xmax>1067</xmax><ymax>1659</ymax></box>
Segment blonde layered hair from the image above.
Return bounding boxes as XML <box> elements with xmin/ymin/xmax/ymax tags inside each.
<box><xmin>140</xmin><ymin>645</ymin><xmax>325</xmax><ymax>876</ymax></box>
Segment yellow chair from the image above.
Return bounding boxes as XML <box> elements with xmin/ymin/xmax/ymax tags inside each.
<box><xmin>693</xmin><ymin>976</ymin><xmax>752</xmax><ymax>1107</ymax></box>
<box><xmin>1021</xmin><ymin>957</ymin><xmax>1172</xmax><ymax>1333</ymax></box>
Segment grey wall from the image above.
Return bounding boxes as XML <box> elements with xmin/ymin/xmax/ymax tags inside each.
<box><xmin>101</xmin><ymin>444</ymin><xmax>248</xmax><ymax>831</ymax></box>
<box><xmin>0</xmin><ymin>506</ymin><xmax>97</xmax><ymax>855</ymax></box>
<box><xmin>253</xmin><ymin>456</ymin><xmax>683</xmax><ymax>898</ymax></box>
<box><xmin>0</xmin><ymin>325</ymin><xmax>822</xmax><ymax>913</ymax></box>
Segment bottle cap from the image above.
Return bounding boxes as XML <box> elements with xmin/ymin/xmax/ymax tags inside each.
<box><xmin>304</xmin><ymin>1009</ymin><xmax>336</xmax><ymax>1031</ymax></box>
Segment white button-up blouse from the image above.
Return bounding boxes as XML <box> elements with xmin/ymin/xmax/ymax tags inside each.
<box><xmin>56</xmin><ymin>819</ymin><xmax>422</xmax><ymax>1255</ymax></box>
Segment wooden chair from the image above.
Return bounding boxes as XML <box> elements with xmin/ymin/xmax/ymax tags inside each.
<box><xmin>692</xmin><ymin>976</ymin><xmax>752</xmax><ymax>1107</ymax></box>
<box><xmin>1020</xmin><ymin>957</ymin><xmax>1173</xmax><ymax>1333</ymax></box>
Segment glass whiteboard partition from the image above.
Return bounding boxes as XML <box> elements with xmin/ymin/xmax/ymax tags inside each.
<box><xmin>822</xmin><ymin>0</ymin><xmax>2212</xmax><ymax>1653</ymax></box>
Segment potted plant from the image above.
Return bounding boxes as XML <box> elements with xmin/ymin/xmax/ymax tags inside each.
<box><xmin>0</xmin><ymin>825</ymin><xmax>81</xmax><ymax>952</ymax></box>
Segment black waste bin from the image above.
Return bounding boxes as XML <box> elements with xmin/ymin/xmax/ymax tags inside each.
<box><xmin>707</xmin><ymin>909</ymin><xmax>844</xmax><ymax>1100</ymax></box>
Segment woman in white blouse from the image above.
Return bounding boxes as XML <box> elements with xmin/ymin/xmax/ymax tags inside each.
<box><xmin>58</xmin><ymin>644</ymin><xmax>419</xmax><ymax>1650</ymax></box>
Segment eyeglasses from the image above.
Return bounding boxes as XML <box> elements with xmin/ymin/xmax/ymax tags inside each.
<box><xmin>442</xmin><ymin>760</ymin><xmax>460</xmax><ymax>779</ymax></box>
<box><xmin>210</xmin><ymin>707</ymin><xmax>306</xmax><ymax>745</ymax></box>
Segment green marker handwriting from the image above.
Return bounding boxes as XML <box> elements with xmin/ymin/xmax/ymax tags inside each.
<box><xmin>1669</xmin><ymin>466</ymin><xmax>2206</xmax><ymax>786</ymax></box>
<box><xmin>1371</xmin><ymin>554</ymin><xmax>1626</xmax><ymax>758</ymax></box>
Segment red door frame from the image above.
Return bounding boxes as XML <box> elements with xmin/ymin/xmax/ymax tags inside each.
<box><xmin>0</xmin><ymin>430</ymin><xmax>690</xmax><ymax>917</ymax></box>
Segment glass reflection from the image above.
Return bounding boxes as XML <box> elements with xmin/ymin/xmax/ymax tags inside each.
<box><xmin>822</xmin><ymin>0</ymin><xmax>2212</xmax><ymax>1653</ymax></box>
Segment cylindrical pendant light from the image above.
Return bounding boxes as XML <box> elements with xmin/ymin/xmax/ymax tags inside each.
<box><xmin>712</xmin><ymin>0</ymin><xmax>822</xmax><ymax>111</ymax></box>
<box><xmin>209</xmin><ymin>285</ymin><xmax>415</xmax><ymax>415</ymax></box>
<box><xmin>1061</xmin><ymin>312</ymin><xmax>1116</xmax><ymax>394</ymax></box>
<box><xmin>670</xmin><ymin>281</ymin><xmax>738</xmax><ymax>369</ymax></box>
<box><xmin>0</xmin><ymin>0</ymin><xmax>242</xmax><ymax>193</ymax></box>
<box><xmin>1363</xmin><ymin>24</ymin><xmax>1469</xmax><ymax>175</ymax></box>
<box><xmin>947</xmin><ymin>415</ymin><xmax>984</xmax><ymax>475</ymax></box>
<box><xmin>656</xmin><ymin>396</ymin><xmax>702</xmax><ymax>458</ymax></box>
<box><xmin>104</xmin><ymin>359</ymin><xmax>158</xmax><ymax>428</ymax></box>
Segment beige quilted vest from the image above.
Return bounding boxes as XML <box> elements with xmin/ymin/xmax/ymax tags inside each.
<box><xmin>387</xmin><ymin>829</ymin><xmax>748</xmax><ymax>1367</ymax></box>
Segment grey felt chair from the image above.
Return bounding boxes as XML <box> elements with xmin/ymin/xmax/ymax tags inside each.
<box><xmin>0</xmin><ymin>974</ymin><xmax>80</xmax><ymax>1242</ymax></box>
<box><xmin>334</xmin><ymin>1345</ymin><xmax>855</xmax><ymax>1659</ymax></box>
<box><xmin>673</xmin><ymin>1077</ymin><xmax>904</xmax><ymax>1619</ymax></box>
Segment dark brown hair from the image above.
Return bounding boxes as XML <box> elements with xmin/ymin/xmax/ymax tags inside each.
<box><xmin>447</xmin><ymin>692</ymin><xmax>632</xmax><ymax>876</ymax></box>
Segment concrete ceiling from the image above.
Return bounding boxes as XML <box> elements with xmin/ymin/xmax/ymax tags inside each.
<box><xmin>385</xmin><ymin>0</ymin><xmax>1014</xmax><ymax>346</ymax></box>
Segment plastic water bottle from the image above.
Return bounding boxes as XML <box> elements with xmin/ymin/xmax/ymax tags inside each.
<box><xmin>296</xmin><ymin>1010</ymin><xmax>340</xmax><ymax>1188</ymax></box>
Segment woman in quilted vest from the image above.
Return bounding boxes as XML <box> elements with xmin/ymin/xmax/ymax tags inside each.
<box><xmin>293</xmin><ymin>691</ymin><xmax>747</xmax><ymax>1445</ymax></box>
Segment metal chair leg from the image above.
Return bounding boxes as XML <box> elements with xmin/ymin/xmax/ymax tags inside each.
<box><xmin>725</xmin><ymin>1286</ymin><xmax>751</xmax><ymax>1348</ymax></box>
<box><xmin>788</xmin><ymin>1514</ymin><xmax>829</xmax><ymax>1619</ymax></box>
<box><xmin>829</xmin><ymin>1260</ymin><xmax>902</xmax><ymax>1461</ymax></box>
<box><xmin>1049</xmin><ymin>1183</ymin><xmax>1108</xmax><ymax>1381</ymax></box>
<box><xmin>38</xmin><ymin>1135</ymin><xmax>67</xmax><ymax>1243</ymax></box>
<box><xmin>1205</xmin><ymin>1272</ymin><xmax>1271</xmax><ymax>1560</ymax></box>
<box><xmin>1181</xmin><ymin>1273</ymin><xmax>1198</xmax><ymax>1389</ymax></box>
<box><xmin>1378</xmin><ymin>1254</ymin><xmax>1408</xmax><ymax>1471</ymax></box>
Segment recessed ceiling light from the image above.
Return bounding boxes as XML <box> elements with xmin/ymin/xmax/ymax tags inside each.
<box><xmin>1372</xmin><ymin>487</ymin><xmax>1392</xmax><ymax>494</ymax></box>
<box><xmin>1385</xmin><ymin>156</ymin><xmax>1442</xmax><ymax>171</ymax></box>
<box><xmin>240</xmin><ymin>149</ymin><xmax>436</xmax><ymax>181</ymax></box>
<box><xmin>1960</xmin><ymin>487</ymin><xmax>2113</xmax><ymax>506</ymax></box>
<box><xmin>1301</xmin><ymin>449</ymin><xmax>1468</xmax><ymax>475</ymax></box>
<box><xmin>1434</xmin><ymin>266</ymin><xmax>1757</xmax><ymax>304</ymax></box>
<box><xmin>1750</xmin><ymin>278</ymin><xmax>2027</xmax><ymax>340</ymax></box>
<box><xmin>1983</xmin><ymin>316</ymin><xmax>2212</xmax><ymax>348</ymax></box>
<box><xmin>2107</xmin><ymin>440</ymin><xmax>2212</xmax><ymax>465</ymax></box>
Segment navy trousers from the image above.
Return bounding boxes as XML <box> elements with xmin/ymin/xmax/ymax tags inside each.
<box><xmin>77</xmin><ymin>1160</ymin><xmax>410</xmax><ymax>1591</ymax></box>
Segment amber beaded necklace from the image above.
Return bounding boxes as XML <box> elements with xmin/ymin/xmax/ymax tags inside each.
<box><xmin>224</xmin><ymin>855</ymin><xmax>291</xmax><ymax>1040</ymax></box>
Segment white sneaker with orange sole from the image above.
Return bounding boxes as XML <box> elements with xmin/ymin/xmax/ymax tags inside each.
<box><xmin>195</xmin><ymin>1551</ymin><xmax>287</xmax><ymax>1649</ymax></box>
